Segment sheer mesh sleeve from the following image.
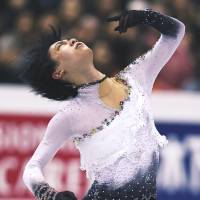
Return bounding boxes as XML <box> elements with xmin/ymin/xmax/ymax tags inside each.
<box><xmin>120</xmin><ymin>17</ymin><xmax>185</xmax><ymax>95</ymax></box>
<box><xmin>23</xmin><ymin>109</ymin><xmax>74</xmax><ymax>199</ymax></box>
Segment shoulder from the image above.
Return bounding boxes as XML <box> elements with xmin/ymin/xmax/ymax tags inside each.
<box><xmin>48</xmin><ymin>100</ymin><xmax>80</xmax><ymax>130</ymax></box>
<box><xmin>43</xmin><ymin>100</ymin><xmax>82</xmax><ymax>140</ymax></box>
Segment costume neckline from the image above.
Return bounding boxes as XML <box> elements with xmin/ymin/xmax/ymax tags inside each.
<box><xmin>76</xmin><ymin>74</ymin><xmax>108</xmax><ymax>89</ymax></box>
<box><xmin>77</xmin><ymin>83</ymin><xmax>101</xmax><ymax>98</ymax></box>
<box><xmin>73</xmin><ymin>74</ymin><xmax>133</xmax><ymax>143</ymax></box>
<box><xmin>77</xmin><ymin>75</ymin><xmax>132</xmax><ymax>111</ymax></box>
<box><xmin>77</xmin><ymin>82</ymin><xmax>117</xmax><ymax>111</ymax></box>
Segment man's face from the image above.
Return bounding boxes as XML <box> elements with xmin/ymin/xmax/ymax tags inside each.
<box><xmin>48</xmin><ymin>38</ymin><xmax>93</xmax><ymax>77</ymax></box>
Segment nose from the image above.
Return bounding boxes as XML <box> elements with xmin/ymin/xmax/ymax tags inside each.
<box><xmin>69</xmin><ymin>38</ymin><xmax>78</xmax><ymax>46</ymax></box>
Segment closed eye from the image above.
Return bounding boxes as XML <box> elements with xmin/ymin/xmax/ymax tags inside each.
<box><xmin>55</xmin><ymin>41</ymin><xmax>67</xmax><ymax>51</ymax></box>
<box><xmin>57</xmin><ymin>43</ymin><xmax>64</xmax><ymax>50</ymax></box>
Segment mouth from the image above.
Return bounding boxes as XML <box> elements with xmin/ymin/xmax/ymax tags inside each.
<box><xmin>75</xmin><ymin>42</ymin><xmax>83</xmax><ymax>49</ymax></box>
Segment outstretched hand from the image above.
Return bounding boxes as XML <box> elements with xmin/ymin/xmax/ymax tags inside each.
<box><xmin>55</xmin><ymin>191</ymin><xmax>78</xmax><ymax>200</ymax></box>
<box><xmin>105</xmin><ymin>10</ymin><xmax>149</xmax><ymax>34</ymax></box>
<box><xmin>106</xmin><ymin>10</ymin><xmax>129</xmax><ymax>33</ymax></box>
<box><xmin>106</xmin><ymin>9</ymin><xmax>181</xmax><ymax>37</ymax></box>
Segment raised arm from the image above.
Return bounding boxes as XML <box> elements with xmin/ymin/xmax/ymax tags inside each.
<box><xmin>106</xmin><ymin>9</ymin><xmax>185</xmax><ymax>94</ymax></box>
<box><xmin>23</xmin><ymin>111</ymin><xmax>77</xmax><ymax>200</ymax></box>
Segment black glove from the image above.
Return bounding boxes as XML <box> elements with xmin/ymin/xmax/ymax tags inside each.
<box><xmin>106</xmin><ymin>9</ymin><xmax>180</xmax><ymax>37</ymax></box>
<box><xmin>33</xmin><ymin>183</ymin><xmax>77</xmax><ymax>200</ymax></box>
<box><xmin>55</xmin><ymin>191</ymin><xmax>78</xmax><ymax>200</ymax></box>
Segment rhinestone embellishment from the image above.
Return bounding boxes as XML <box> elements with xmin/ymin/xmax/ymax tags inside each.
<box><xmin>73</xmin><ymin>74</ymin><xmax>132</xmax><ymax>143</ymax></box>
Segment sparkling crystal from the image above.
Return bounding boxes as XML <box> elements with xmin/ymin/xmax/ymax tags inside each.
<box><xmin>120</xmin><ymin>101</ymin><xmax>124</xmax><ymax>105</ymax></box>
<box><xmin>73</xmin><ymin>75</ymin><xmax>132</xmax><ymax>143</ymax></box>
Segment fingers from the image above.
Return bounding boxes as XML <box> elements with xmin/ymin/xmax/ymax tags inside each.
<box><xmin>105</xmin><ymin>11</ymin><xmax>129</xmax><ymax>34</ymax></box>
<box><xmin>118</xmin><ymin>14</ymin><xmax>124</xmax><ymax>33</ymax></box>
<box><xmin>62</xmin><ymin>191</ymin><xmax>77</xmax><ymax>199</ymax></box>
<box><xmin>114</xmin><ymin>26</ymin><xmax>120</xmax><ymax>31</ymax></box>
<box><xmin>105</xmin><ymin>15</ymin><xmax>120</xmax><ymax>22</ymax></box>
<box><xmin>122</xmin><ymin>14</ymin><xmax>129</xmax><ymax>32</ymax></box>
<box><xmin>56</xmin><ymin>191</ymin><xmax>77</xmax><ymax>200</ymax></box>
<box><xmin>117</xmin><ymin>12</ymin><xmax>129</xmax><ymax>33</ymax></box>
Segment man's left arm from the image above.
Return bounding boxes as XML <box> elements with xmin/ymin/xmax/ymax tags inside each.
<box><xmin>106</xmin><ymin>9</ymin><xmax>185</xmax><ymax>94</ymax></box>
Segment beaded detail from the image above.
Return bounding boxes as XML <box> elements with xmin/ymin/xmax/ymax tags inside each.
<box><xmin>82</xmin><ymin>153</ymin><xmax>159</xmax><ymax>199</ymax></box>
<box><xmin>33</xmin><ymin>182</ymin><xmax>57</xmax><ymax>200</ymax></box>
<box><xmin>72</xmin><ymin>74</ymin><xmax>132</xmax><ymax>143</ymax></box>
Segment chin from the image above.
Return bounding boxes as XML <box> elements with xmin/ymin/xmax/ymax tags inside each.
<box><xmin>82</xmin><ymin>46</ymin><xmax>93</xmax><ymax>57</ymax></box>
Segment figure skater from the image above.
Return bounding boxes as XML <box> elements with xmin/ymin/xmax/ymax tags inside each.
<box><xmin>22</xmin><ymin>9</ymin><xmax>185</xmax><ymax>200</ymax></box>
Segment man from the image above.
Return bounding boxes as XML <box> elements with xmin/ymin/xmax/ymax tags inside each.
<box><xmin>22</xmin><ymin>9</ymin><xmax>185</xmax><ymax>200</ymax></box>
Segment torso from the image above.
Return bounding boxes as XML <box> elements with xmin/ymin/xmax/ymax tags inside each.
<box><xmin>98</xmin><ymin>77</ymin><xmax>129</xmax><ymax>111</ymax></box>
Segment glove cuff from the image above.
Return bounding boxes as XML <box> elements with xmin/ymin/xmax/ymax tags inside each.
<box><xmin>32</xmin><ymin>182</ymin><xmax>57</xmax><ymax>200</ymax></box>
<box><xmin>137</xmin><ymin>9</ymin><xmax>180</xmax><ymax>37</ymax></box>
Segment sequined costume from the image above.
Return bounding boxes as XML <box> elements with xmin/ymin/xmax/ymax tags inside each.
<box><xmin>23</xmin><ymin>10</ymin><xmax>185</xmax><ymax>200</ymax></box>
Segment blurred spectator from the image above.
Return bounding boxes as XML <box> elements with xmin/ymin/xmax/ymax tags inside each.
<box><xmin>0</xmin><ymin>33</ymin><xmax>19</xmax><ymax>83</ymax></box>
<box><xmin>0</xmin><ymin>0</ymin><xmax>199</xmax><ymax>91</ymax></box>
<box><xmin>14</xmin><ymin>12</ymin><xmax>35</xmax><ymax>47</ymax></box>
<box><xmin>32</xmin><ymin>0</ymin><xmax>61</xmax><ymax>12</ymax></box>
<box><xmin>93</xmin><ymin>40</ymin><xmax>116</xmax><ymax>76</ymax></box>
<box><xmin>127</xmin><ymin>0</ymin><xmax>150</xmax><ymax>10</ymax></box>
<box><xmin>0</xmin><ymin>34</ymin><xmax>17</xmax><ymax>66</ymax></box>
<box><xmin>37</xmin><ymin>12</ymin><xmax>58</xmax><ymax>32</ymax></box>
<box><xmin>94</xmin><ymin>0</ymin><xmax>120</xmax><ymax>18</ymax></box>
<box><xmin>73</xmin><ymin>15</ymin><xmax>100</xmax><ymax>46</ymax></box>
<box><xmin>2</xmin><ymin>0</ymin><xmax>30</xmax><ymax>32</ymax></box>
<box><xmin>58</xmin><ymin>0</ymin><xmax>83</xmax><ymax>32</ymax></box>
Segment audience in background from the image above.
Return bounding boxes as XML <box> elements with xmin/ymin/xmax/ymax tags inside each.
<box><xmin>0</xmin><ymin>0</ymin><xmax>199</xmax><ymax>91</ymax></box>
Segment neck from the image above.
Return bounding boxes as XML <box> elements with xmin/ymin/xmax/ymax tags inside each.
<box><xmin>98</xmin><ymin>76</ymin><xmax>114</xmax><ymax>98</ymax></box>
<box><xmin>65</xmin><ymin>64</ymin><xmax>106</xmax><ymax>86</ymax></box>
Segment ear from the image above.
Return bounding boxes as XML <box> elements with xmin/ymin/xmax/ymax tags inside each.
<box><xmin>52</xmin><ymin>69</ymin><xmax>65</xmax><ymax>80</ymax></box>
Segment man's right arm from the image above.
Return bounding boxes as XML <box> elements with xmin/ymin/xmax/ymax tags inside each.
<box><xmin>23</xmin><ymin>110</ymin><xmax>77</xmax><ymax>200</ymax></box>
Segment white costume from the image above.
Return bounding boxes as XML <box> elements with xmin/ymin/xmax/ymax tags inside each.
<box><xmin>23</xmin><ymin>15</ymin><xmax>185</xmax><ymax>200</ymax></box>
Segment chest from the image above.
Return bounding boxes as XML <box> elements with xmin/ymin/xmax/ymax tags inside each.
<box><xmin>72</xmin><ymin>78</ymin><xmax>152</xmax><ymax>143</ymax></box>
<box><xmin>99</xmin><ymin>78</ymin><xmax>130</xmax><ymax>111</ymax></box>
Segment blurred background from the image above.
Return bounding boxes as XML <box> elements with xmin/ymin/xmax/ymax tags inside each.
<box><xmin>0</xmin><ymin>0</ymin><xmax>200</xmax><ymax>200</ymax></box>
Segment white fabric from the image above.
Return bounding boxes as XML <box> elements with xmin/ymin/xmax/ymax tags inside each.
<box><xmin>23</xmin><ymin>19</ymin><xmax>185</xmax><ymax>193</ymax></box>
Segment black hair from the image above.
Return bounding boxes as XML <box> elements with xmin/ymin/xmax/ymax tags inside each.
<box><xmin>20</xmin><ymin>25</ymin><xmax>78</xmax><ymax>101</ymax></box>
